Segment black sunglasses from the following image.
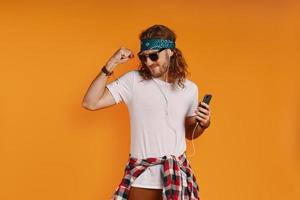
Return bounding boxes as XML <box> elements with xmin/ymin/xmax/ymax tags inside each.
<box><xmin>138</xmin><ymin>48</ymin><xmax>166</xmax><ymax>63</ymax></box>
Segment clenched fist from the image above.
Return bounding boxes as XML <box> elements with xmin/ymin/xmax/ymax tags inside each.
<box><xmin>105</xmin><ymin>47</ymin><xmax>134</xmax><ymax>70</ymax></box>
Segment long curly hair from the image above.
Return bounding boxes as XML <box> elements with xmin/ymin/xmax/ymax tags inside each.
<box><xmin>137</xmin><ymin>24</ymin><xmax>191</xmax><ymax>89</ymax></box>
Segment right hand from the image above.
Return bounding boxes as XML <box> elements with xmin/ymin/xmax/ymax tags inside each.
<box><xmin>105</xmin><ymin>47</ymin><xmax>134</xmax><ymax>70</ymax></box>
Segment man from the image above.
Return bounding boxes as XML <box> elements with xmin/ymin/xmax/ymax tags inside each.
<box><xmin>82</xmin><ymin>24</ymin><xmax>211</xmax><ymax>200</ymax></box>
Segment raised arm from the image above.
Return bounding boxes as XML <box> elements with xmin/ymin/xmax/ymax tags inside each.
<box><xmin>82</xmin><ymin>47</ymin><xmax>134</xmax><ymax>110</ymax></box>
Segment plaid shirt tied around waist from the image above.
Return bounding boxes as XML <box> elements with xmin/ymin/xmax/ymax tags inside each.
<box><xmin>111</xmin><ymin>151</ymin><xmax>200</xmax><ymax>200</ymax></box>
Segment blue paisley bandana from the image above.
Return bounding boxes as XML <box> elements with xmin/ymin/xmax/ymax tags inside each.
<box><xmin>140</xmin><ymin>39</ymin><xmax>176</xmax><ymax>51</ymax></box>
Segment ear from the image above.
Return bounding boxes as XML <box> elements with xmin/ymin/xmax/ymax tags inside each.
<box><xmin>167</xmin><ymin>49</ymin><xmax>174</xmax><ymax>58</ymax></box>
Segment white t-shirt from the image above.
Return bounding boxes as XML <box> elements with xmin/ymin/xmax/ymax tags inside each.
<box><xmin>106</xmin><ymin>69</ymin><xmax>199</xmax><ymax>189</ymax></box>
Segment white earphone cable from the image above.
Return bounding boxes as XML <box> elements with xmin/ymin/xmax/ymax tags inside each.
<box><xmin>186</xmin><ymin>121</ymin><xmax>199</xmax><ymax>158</ymax></box>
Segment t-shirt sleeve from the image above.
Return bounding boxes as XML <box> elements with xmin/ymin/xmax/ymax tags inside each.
<box><xmin>186</xmin><ymin>83</ymin><xmax>199</xmax><ymax>117</ymax></box>
<box><xmin>105</xmin><ymin>70</ymin><xmax>135</xmax><ymax>105</ymax></box>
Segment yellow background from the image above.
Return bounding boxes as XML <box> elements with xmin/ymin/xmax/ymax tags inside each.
<box><xmin>1</xmin><ymin>0</ymin><xmax>299</xmax><ymax>199</ymax></box>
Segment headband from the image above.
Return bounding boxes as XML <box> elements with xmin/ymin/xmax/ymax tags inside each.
<box><xmin>140</xmin><ymin>39</ymin><xmax>176</xmax><ymax>51</ymax></box>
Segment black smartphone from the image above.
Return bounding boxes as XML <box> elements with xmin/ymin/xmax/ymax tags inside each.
<box><xmin>195</xmin><ymin>94</ymin><xmax>212</xmax><ymax>124</ymax></box>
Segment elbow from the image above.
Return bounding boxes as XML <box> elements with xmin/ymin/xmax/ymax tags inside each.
<box><xmin>81</xmin><ymin>101</ymin><xmax>96</xmax><ymax>111</ymax></box>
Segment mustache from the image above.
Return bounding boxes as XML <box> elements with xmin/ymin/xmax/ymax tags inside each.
<box><xmin>149</xmin><ymin>64</ymin><xmax>158</xmax><ymax>68</ymax></box>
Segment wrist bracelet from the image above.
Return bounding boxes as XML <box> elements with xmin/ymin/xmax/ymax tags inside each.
<box><xmin>101</xmin><ymin>66</ymin><xmax>114</xmax><ymax>76</ymax></box>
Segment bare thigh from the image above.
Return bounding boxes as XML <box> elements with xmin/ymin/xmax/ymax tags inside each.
<box><xmin>128</xmin><ymin>186</ymin><xmax>163</xmax><ymax>200</ymax></box>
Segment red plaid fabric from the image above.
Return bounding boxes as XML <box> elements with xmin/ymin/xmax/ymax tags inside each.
<box><xmin>111</xmin><ymin>151</ymin><xmax>200</xmax><ymax>200</ymax></box>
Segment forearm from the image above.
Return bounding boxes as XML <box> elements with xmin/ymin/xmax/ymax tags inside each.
<box><xmin>186</xmin><ymin>119</ymin><xmax>205</xmax><ymax>140</ymax></box>
<box><xmin>82</xmin><ymin>61</ymin><xmax>116</xmax><ymax>108</ymax></box>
